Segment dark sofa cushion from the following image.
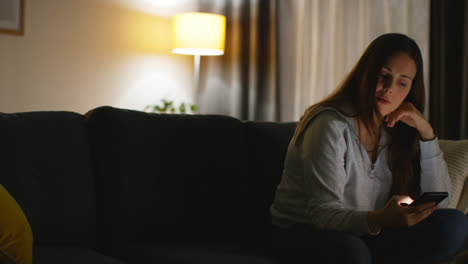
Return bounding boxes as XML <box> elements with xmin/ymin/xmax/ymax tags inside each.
<box><xmin>243</xmin><ymin>121</ymin><xmax>296</xmax><ymax>243</ymax></box>
<box><xmin>114</xmin><ymin>243</ymin><xmax>279</xmax><ymax>264</ymax></box>
<box><xmin>86</xmin><ymin>107</ymin><xmax>253</xmax><ymax>250</ymax></box>
<box><xmin>34</xmin><ymin>246</ymin><xmax>126</xmax><ymax>264</ymax></box>
<box><xmin>0</xmin><ymin>111</ymin><xmax>96</xmax><ymax>247</ymax></box>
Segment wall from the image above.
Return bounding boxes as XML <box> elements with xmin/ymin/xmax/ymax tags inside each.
<box><xmin>0</xmin><ymin>0</ymin><xmax>198</xmax><ymax>114</ymax></box>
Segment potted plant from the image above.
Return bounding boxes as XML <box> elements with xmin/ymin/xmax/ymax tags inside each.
<box><xmin>144</xmin><ymin>99</ymin><xmax>197</xmax><ymax>114</ymax></box>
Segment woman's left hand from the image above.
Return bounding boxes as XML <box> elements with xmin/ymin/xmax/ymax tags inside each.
<box><xmin>385</xmin><ymin>102</ymin><xmax>435</xmax><ymax>140</ymax></box>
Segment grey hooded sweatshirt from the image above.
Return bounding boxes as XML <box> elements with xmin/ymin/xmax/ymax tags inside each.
<box><xmin>270</xmin><ymin>106</ymin><xmax>451</xmax><ymax>235</ymax></box>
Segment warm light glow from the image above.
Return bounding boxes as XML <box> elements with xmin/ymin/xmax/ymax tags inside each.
<box><xmin>400</xmin><ymin>196</ymin><xmax>414</xmax><ymax>206</ymax></box>
<box><xmin>120</xmin><ymin>13</ymin><xmax>172</xmax><ymax>54</ymax></box>
<box><xmin>172</xmin><ymin>12</ymin><xmax>226</xmax><ymax>56</ymax></box>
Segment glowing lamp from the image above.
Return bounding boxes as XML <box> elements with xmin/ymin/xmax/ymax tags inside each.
<box><xmin>172</xmin><ymin>12</ymin><xmax>226</xmax><ymax>103</ymax></box>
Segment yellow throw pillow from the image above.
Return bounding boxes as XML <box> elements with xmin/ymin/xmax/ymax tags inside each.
<box><xmin>0</xmin><ymin>249</ymin><xmax>16</xmax><ymax>264</ymax></box>
<box><xmin>0</xmin><ymin>185</ymin><xmax>33</xmax><ymax>264</ymax></box>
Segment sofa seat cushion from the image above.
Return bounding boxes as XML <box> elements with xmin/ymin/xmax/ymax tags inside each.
<box><xmin>34</xmin><ymin>246</ymin><xmax>126</xmax><ymax>264</ymax></box>
<box><xmin>115</xmin><ymin>243</ymin><xmax>279</xmax><ymax>264</ymax></box>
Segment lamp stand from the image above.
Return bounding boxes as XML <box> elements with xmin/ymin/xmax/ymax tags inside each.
<box><xmin>193</xmin><ymin>54</ymin><xmax>201</xmax><ymax>105</ymax></box>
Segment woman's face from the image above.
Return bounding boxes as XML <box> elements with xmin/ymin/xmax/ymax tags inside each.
<box><xmin>375</xmin><ymin>52</ymin><xmax>417</xmax><ymax>117</ymax></box>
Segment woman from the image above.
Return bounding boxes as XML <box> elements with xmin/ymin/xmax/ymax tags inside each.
<box><xmin>270</xmin><ymin>33</ymin><xmax>468</xmax><ymax>263</ymax></box>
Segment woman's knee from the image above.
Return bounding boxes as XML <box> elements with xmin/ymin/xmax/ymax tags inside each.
<box><xmin>271</xmin><ymin>227</ymin><xmax>372</xmax><ymax>264</ymax></box>
<box><xmin>429</xmin><ymin>209</ymin><xmax>468</xmax><ymax>249</ymax></box>
<box><xmin>333</xmin><ymin>234</ymin><xmax>372</xmax><ymax>264</ymax></box>
<box><xmin>431</xmin><ymin>209</ymin><xmax>468</xmax><ymax>231</ymax></box>
<box><xmin>297</xmin><ymin>233</ymin><xmax>372</xmax><ymax>264</ymax></box>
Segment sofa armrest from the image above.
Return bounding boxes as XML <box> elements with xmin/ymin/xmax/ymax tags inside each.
<box><xmin>457</xmin><ymin>177</ymin><xmax>468</xmax><ymax>214</ymax></box>
<box><xmin>439</xmin><ymin>140</ymin><xmax>468</xmax><ymax>211</ymax></box>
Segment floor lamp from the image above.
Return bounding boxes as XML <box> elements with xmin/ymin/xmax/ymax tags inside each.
<box><xmin>172</xmin><ymin>12</ymin><xmax>226</xmax><ymax>106</ymax></box>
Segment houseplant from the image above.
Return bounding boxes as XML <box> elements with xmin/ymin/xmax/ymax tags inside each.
<box><xmin>144</xmin><ymin>99</ymin><xmax>197</xmax><ymax>114</ymax></box>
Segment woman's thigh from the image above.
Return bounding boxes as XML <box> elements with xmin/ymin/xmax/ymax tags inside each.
<box><xmin>271</xmin><ymin>224</ymin><xmax>372</xmax><ymax>264</ymax></box>
<box><xmin>362</xmin><ymin>208</ymin><xmax>468</xmax><ymax>264</ymax></box>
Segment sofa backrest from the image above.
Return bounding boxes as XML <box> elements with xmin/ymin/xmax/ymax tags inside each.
<box><xmin>0</xmin><ymin>111</ymin><xmax>96</xmax><ymax>247</ymax></box>
<box><xmin>86</xmin><ymin>107</ymin><xmax>257</xmax><ymax>249</ymax></box>
<box><xmin>243</xmin><ymin>121</ymin><xmax>296</xmax><ymax>245</ymax></box>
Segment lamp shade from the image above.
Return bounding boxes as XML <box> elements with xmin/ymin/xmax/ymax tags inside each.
<box><xmin>172</xmin><ymin>12</ymin><xmax>226</xmax><ymax>56</ymax></box>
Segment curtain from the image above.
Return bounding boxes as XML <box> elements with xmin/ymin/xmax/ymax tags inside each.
<box><xmin>429</xmin><ymin>0</ymin><xmax>468</xmax><ymax>140</ymax></box>
<box><xmin>197</xmin><ymin>0</ymin><xmax>278</xmax><ymax>121</ymax></box>
<box><xmin>278</xmin><ymin>0</ymin><xmax>430</xmax><ymax>122</ymax></box>
<box><xmin>197</xmin><ymin>0</ymin><xmax>431</xmax><ymax>122</ymax></box>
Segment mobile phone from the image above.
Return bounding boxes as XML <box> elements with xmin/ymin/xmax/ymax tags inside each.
<box><xmin>407</xmin><ymin>192</ymin><xmax>448</xmax><ymax>207</ymax></box>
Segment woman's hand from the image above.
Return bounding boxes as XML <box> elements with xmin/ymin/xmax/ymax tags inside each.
<box><xmin>368</xmin><ymin>195</ymin><xmax>438</xmax><ymax>231</ymax></box>
<box><xmin>385</xmin><ymin>102</ymin><xmax>435</xmax><ymax>140</ymax></box>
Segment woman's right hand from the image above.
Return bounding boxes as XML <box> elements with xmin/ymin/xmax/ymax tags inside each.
<box><xmin>369</xmin><ymin>195</ymin><xmax>438</xmax><ymax>229</ymax></box>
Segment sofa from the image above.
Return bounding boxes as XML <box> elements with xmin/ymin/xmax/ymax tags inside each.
<box><xmin>1</xmin><ymin>106</ymin><xmax>468</xmax><ymax>264</ymax></box>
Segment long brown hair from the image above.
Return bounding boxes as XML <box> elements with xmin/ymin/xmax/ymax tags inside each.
<box><xmin>292</xmin><ymin>33</ymin><xmax>425</xmax><ymax>198</ymax></box>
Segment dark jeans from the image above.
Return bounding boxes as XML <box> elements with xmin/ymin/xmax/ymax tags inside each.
<box><xmin>271</xmin><ymin>209</ymin><xmax>468</xmax><ymax>264</ymax></box>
